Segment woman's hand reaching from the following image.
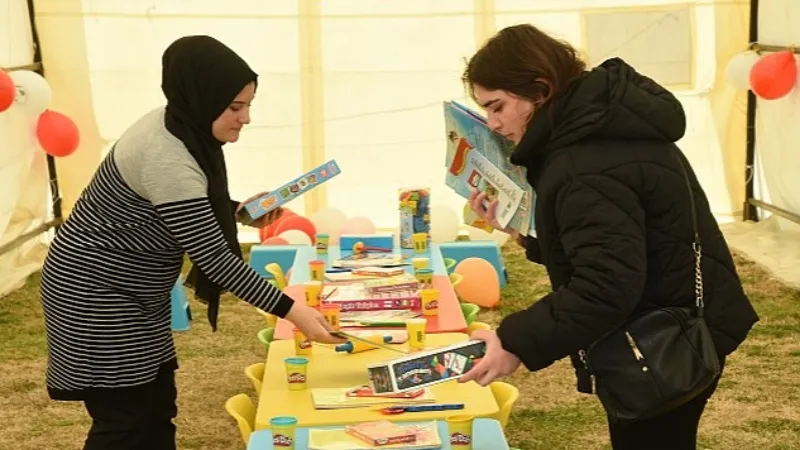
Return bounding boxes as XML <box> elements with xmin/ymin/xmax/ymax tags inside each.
<box><xmin>284</xmin><ymin>302</ymin><xmax>347</xmax><ymax>345</ymax></box>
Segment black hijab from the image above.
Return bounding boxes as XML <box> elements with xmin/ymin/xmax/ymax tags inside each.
<box><xmin>161</xmin><ymin>35</ymin><xmax>257</xmax><ymax>331</ymax></box>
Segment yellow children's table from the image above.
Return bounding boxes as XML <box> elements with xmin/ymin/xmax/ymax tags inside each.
<box><xmin>254</xmin><ymin>332</ymin><xmax>500</xmax><ymax>429</ymax></box>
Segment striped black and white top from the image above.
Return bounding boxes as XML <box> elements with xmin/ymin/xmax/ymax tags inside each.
<box><xmin>40</xmin><ymin>107</ymin><xmax>293</xmax><ymax>400</ymax></box>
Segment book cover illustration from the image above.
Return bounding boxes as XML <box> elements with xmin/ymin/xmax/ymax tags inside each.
<box><xmin>443</xmin><ymin>100</ymin><xmax>536</xmax><ymax>235</ymax></box>
<box><xmin>448</xmin><ymin>142</ymin><xmax>524</xmax><ymax>229</ymax></box>
<box><xmin>237</xmin><ymin>159</ymin><xmax>341</xmax><ymax>225</ymax></box>
<box><xmin>368</xmin><ymin>341</ymin><xmax>487</xmax><ymax>394</ymax></box>
<box><xmin>393</xmin><ymin>343</ymin><xmax>485</xmax><ymax>392</ymax></box>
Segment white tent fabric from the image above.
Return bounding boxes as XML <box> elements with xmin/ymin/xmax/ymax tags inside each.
<box><xmin>1</xmin><ymin>0</ymin><xmax>798</xmax><ymax>294</ymax></box>
<box><xmin>718</xmin><ymin>0</ymin><xmax>800</xmax><ymax>287</ymax></box>
<box><xmin>0</xmin><ymin>0</ymin><xmax>50</xmax><ymax>297</ymax></box>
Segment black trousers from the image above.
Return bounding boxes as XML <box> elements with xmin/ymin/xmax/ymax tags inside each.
<box><xmin>82</xmin><ymin>362</ymin><xmax>178</xmax><ymax>450</ymax></box>
<box><xmin>608</xmin><ymin>357</ymin><xmax>725</xmax><ymax>450</ymax></box>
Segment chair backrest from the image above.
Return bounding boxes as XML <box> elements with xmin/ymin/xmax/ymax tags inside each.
<box><xmin>257</xmin><ymin>327</ymin><xmax>275</xmax><ymax>344</ymax></box>
<box><xmin>256</xmin><ymin>308</ymin><xmax>278</xmax><ymax>328</ymax></box>
<box><xmin>467</xmin><ymin>321</ymin><xmax>491</xmax><ymax>334</ymax></box>
<box><xmin>444</xmin><ymin>257</ymin><xmax>457</xmax><ymax>273</ymax></box>
<box><xmin>490</xmin><ymin>381</ymin><xmax>520</xmax><ymax>429</ymax></box>
<box><xmin>224</xmin><ymin>394</ymin><xmax>256</xmax><ymax>444</ymax></box>
<box><xmin>449</xmin><ymin>272</ymin><xmax>464</xmax><ymax>289</ymax></box>
<box><xmin>244</xmin><ymin>362</ymin><xmax>265</xmax><ymax>396</ymax></box>
<box><xmin>460</xmin><ymin>302</ymin><xmax>480</xmax><ymax>325</ymax></box>
<box><xmin>265</xmin><ymin>263</ymin><xmax>288</xmax><ymax>289</ymax></box>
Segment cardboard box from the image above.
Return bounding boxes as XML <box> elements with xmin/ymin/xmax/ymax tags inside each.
<box><xmin>236</xmin><ymin>159</ymin><xmax>341</xmax><ymax>225</ymax></box>
<box><xmin>367</xmin><ymin>340</ymin><xmax>486</xmax><ymax>394</ymax></box>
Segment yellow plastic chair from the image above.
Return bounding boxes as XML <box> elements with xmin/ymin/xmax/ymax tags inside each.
<box><xmin>264</xmin><ymin>263</ymin><xmax>288</xmax><ymax>290</ymax></box>
<box><xmin>244</xmin><ymin>362</ymin><xmax>265</xmax><ymax>396</ymax></box>
<box><xmin>224</xmin><ymin>393</ymin><xmax>256</xmax><ymax>445</ymax></box>
<box><xmin>256</xmin><ymin>308</ymin><xmax>278</xmax><ymax>328</ymax></box>
<box><xmin>490</xmin><ymin>381</ymin><xmax>520</xmax><ymax>429</ymax></box>
<box><xmin>467</xmin><ymin>321</ymin><xmax>491</xmax><ymax>335</ymax></box>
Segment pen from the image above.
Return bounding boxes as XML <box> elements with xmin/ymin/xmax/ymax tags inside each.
<box><xmin>378</xmin><ymin>403</ymin><xmax>466</xmax><ymax>414</ymax></box>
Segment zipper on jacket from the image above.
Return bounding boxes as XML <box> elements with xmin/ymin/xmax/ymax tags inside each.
<box><xmin>624</xmin><ymin>332</ymin><xmax>649</xmax><ymax>372</ymax></box>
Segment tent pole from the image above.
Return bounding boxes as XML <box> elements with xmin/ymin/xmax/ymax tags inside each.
<box><xmin>743</xmin><ymin>0</ymin><xmax>758</xmax><ymax>222</ymax></box>
<box><xmin>25</xmin><ymin>0</ymin><xmax>64</xmax><ymax>231</ymax></box>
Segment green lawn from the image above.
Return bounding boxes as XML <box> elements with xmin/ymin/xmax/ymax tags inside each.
<box><xmin>0</xmin><ymin>243</ymin><xmax>798</xmax><ymax>449</ymax></box>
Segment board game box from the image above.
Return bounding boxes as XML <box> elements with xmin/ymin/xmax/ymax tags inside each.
<box><xmin>237</xmin><ymin>159</ymin><xmax>341</xmax><ymax>225</ymax></box>
<box><xmin>366</xmin><ymin>340</ymin><xmax>487</xmax><ymax>394</ymax></box>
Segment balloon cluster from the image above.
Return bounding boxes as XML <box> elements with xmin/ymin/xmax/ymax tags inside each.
<box><xmin>258</xmin><ymin>207</ymin><xmax>375</xmax><ymax>246</ymax></box>
<box><xmin>0</xmin><ymin>69</ymin><xmax>80</xmax><ymax>157</ymax></box>
<box><xmin>257</xmin><ymin>203</ymin><xmax>511</xmax><ymax>247</ymax></box>
<box><xmin>725</xmin><ymin>50</ymin><xmax>799</xmax><ymax>100</ymax></box>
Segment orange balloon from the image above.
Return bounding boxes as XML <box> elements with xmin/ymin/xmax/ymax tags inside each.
<box><xmin>453</xmin><ymin>257</ymin><xmax>500</xmax><ymax>308</ymax></box>
<box><xmin>750</xmin><ymin>51</ymin><xmax>797</xmax><ymax>100</ymax></box>
<box><xmin>0</xmin><ymin>70</ymin><xmax>14</xmax><ymax>112</ymax></box>
<box><xmin>37</xmin><ymin>110</ymin><xmax>80</xmax><ymax>157</ymax></box>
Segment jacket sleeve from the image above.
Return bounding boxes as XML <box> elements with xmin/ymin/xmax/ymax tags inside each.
<box><xmin>517</xmin><ymin>234</ymin><xmax>542</xmax><ymax>264</ymax></box>
<box><xmin>496</xmin><ymin>178</ymin><xmax>647</xmax><ymax>372</ymax></box>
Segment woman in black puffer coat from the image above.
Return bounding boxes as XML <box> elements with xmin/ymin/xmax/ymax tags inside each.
<box><xmin>457</xmin><ymin>24</ymin><xmax>758</xmax><ymax>450</ymax></box>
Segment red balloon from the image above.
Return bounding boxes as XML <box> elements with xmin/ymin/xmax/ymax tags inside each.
<box><xmin>37</xmin><ymin>110</ymin><xmax>80</xmax><ymax>156</ymax></box>
<box><xmin>274</xmin><ymin>215</ymin><xmax>317</xmax><ymax>244</ymax></box>
<box><xmin>750</xmin><ymin>51</ymin><xmax>797</xmax><ymax>100</ymax></box>
<box><xmin>0</xmin><ymin>71</ymin><xmax>14</xmax><ymax>112</ymax></box>
<box><xmin>257</xmin><ymin>208</ymin><xmax>298</xmax><ymax>241</ymax></box>
<box><xmin>261</xmin><ymin>236</ymin><xmax>289</xmax><ymax>246</ymax></box>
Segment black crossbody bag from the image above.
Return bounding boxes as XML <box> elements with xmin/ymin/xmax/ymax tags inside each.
<box><xmin>576</xmin><ymin>150</ymin><xmax>721</xmax><ymax>424</ymax></box>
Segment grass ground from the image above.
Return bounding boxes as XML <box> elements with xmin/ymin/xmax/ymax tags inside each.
<box><xmin>0</xmin><ymin>243</ymin><xmax>798</xmax><ymax>449</ymax></box>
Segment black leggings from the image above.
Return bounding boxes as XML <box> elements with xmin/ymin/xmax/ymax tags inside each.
<box><xmin>608</xmin><ymin>357</ymin><xmax>724</xmax><ymax>450</ymax></box>
<box><xmin>82</xmin><ymin>363</ymin><xmax>177</xmax><ymax>450</ymax></box>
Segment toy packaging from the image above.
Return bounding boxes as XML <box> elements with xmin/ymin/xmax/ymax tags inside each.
<box><xmin>367</xmin><ymin>340</ymin><xmax>487</xmax><ymax>394</ymax></box>
<box><xmin>399</xmin><ymin>187</ymin><xmax>431</xmax><ymax>249</ymax></box>
<box><xmin>236</xmin><ymin>159</ymin><xmax>341</xmax><ymax>225</ymax></box>
<box><xmin>321</xmin><ymin>283</ymin><xmax>421</xmax><ymax>312</ymax></box>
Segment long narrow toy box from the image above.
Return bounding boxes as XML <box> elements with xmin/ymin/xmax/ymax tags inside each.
<box><xmin>366</xmin><ymin>340</ymin><xmax>487</xmax><ymax>394</ymax></box>
<box><xmin>237</xmin><ymin>159</ymin><xmax>341</xmax><ymax>225</ymax></box>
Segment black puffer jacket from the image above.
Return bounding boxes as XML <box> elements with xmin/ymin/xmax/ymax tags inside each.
<box><xmin>496</xmin><ymin>58</ymin><xmax>759</xmax><ymax>379</ymax></box>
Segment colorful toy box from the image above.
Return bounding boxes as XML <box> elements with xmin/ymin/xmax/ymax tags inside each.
<box><xmin>399</xmin><ymin>187</ymin><xmax>431</xmax><ymax>249</ymax></box>
<box><xmin>236</xmin><ymin>159</ymin><xmax>341</xmax><ymax>226</ymax></box>
<box><xmin>367</xmin><ymin>340</ymin><xmax>487</xmax><ymax>394</ymax></box>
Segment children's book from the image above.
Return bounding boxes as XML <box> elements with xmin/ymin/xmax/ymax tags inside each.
<box><xmin>236</xmin><ymin>159</ymin><xmax>341</xmax><ymax>225</ymax></box>
<box><xmin>308</xmin><ymin>421</ymin><xmax>441</xmax><ymax>449</ymax></box>
<box><xmin>310</xmin><ymin>387</ymin><xmax>435</xmax><ymax>409</ymax></box>
<box><xmin>443</xmin><ymin>101</ymin><xmax>536</xmax><ymax>235</ymax></box>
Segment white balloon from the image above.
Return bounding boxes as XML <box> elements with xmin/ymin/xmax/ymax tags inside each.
<box><xmin>309</xmin><ymin>207</ymin><xmax>347</xmax><ymax>244</ymax></box>
<box><xmin>725</xmin><ymin>51</ymin><xmax>760</xmax><ymax>90</ymax></box>
<box><xmin>429</xmin><ymin>203</ymin><xmax>460</xmax><ymax>244</ymax></box>
<box><xmin>277</xmin><ymin>229</ymin><xmax>312</xmax><ymax>246</ymax></box>
<box><xmin>466</xmin><ymin>226</ymin><xmax>511</xmax><ymax>247</ymax></box>
<box><xmin>10</xmin><ymin>70</ymin><xmax>52</xmax><ymax>118</ymax></box>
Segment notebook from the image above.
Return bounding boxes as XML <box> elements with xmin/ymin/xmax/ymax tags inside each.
<box><xmin>308</xmin><ymin>421</ymin><xmax>441</xmax><ymax>450</ymax></box>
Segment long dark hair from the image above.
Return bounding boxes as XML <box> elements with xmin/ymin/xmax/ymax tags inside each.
<box><xmin>463</xmin><ymin>24</ymin><xmax>586</xmax><ymax>106</ymax></box>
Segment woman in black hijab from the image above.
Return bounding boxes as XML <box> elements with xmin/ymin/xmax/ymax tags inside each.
<box><xmin>40</xmin><ymin>35</ymin><xmax>343</xmax><ymax>450</ymax></box>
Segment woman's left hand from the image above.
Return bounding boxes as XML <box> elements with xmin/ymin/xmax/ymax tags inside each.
<box><xmin>458</xmin><ymin>330</ymin><xmax>521</xmax><ymax>386</ymax></box>
<box><xmin>237</xmin><ymin>191</ymin><xmax>285</xmax><ymax>228</ymax></box>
